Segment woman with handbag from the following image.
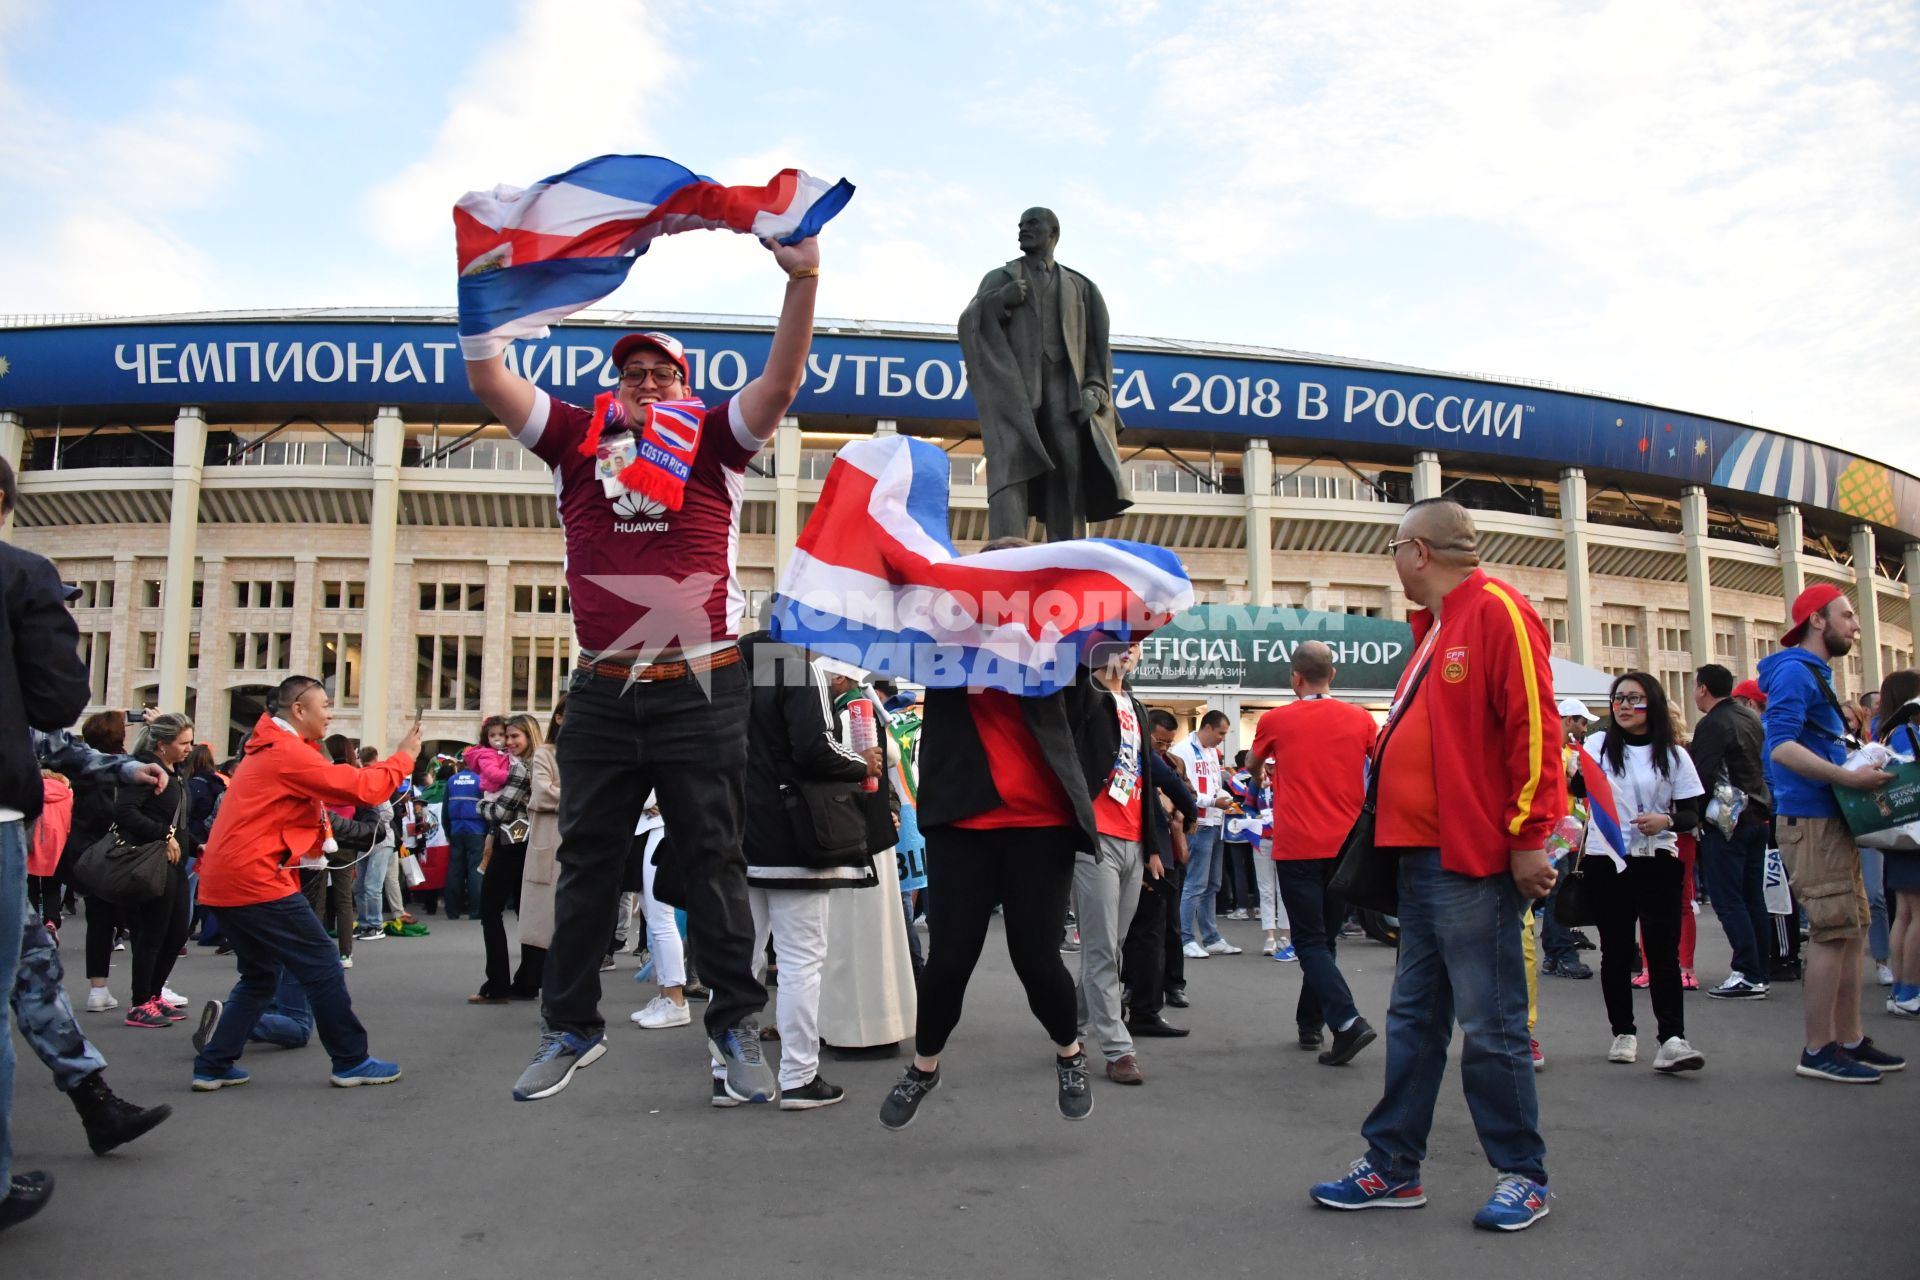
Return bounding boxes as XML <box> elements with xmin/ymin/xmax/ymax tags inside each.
<box><xmin>1574</xmin><ymin>673</ymin><xmax>1707</xmax><ymax>1072</ymax></box>
<box><xmin>113</xmin><ymin>713</ymin><xmax>199</xmax><ymax>1029</ymax></box>
<box><xmin>470</xmin><ymin>714</ymin><xmax>541</xmax><ymax>1004</ymax></box>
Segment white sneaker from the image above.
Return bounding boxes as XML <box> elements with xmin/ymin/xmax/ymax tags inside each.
<box><xmin>1706</xmin><ymin>973</ymin><xmax>1766</xmax><ymax>1000</ymax></box>
<box><xmin>1204</xmin><ymin>939</ymin><xmax>1243</xmax><ymax>956</ymax></box>
<box><xmin>84</xmin><ymin>987</ymin><xmax>119</xmax><ymax>1013</ymax></box>
<box><xmin>630</xmin><ymin>995</ymin><xmax>692</xmax><ymax>1029</ymax></box>
<box><xmin>1260</xmin><ymin>936</ymin><xmax>1278</xmax><ymax>956</ymax></box>
<box><xmin>1653</xmin><ymin>1035</ymin><xmax>1705</xmax><ymax>1073</ymax></box>
<box><xmin>161</xmin><ymin>986</ymin><xmax>188</xmax><ymax>1009</ymax></box>
<box><xmin>1607</xmin><ymin>1033</ymin><xmax>1638</xmax><ymax>1064</ymax></box>
<box><xmin>1889</xmin><ymin>993</ymin><xmax>1920</xmax><ymax>1018</ymax></box>
<box><xmin>1181</xmin><ymin>940</ymin><xmax>1211</xmax><ymax>960</ymax></box>
<box><xmin>341</xmin><ymin>956</ymin><xmax>353</xmax><ymax>969</ymax></box>
<box><xmin>1877</xmin><ymin>964</ymin><xmax>1895</xmax><ymax>987</ymax></box>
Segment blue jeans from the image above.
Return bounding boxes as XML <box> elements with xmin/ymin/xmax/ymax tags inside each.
<box><xmin>445</xmin><ymin>832</ymin><xmax>486</xmax><ymax>919</ymax></box>
<box><xmin>193</xmin><ymin>894</ymin><xmax>371</xmax><ymax>1076</ymax></box>
<box><xmin>1699</xmin><ymin>822</ymin><xmax>1770</xmax><ymax>981</ymax></box>
<box><xmin>1362</xmin><ymin>849</ymin><xmax>1546</xmax><ymax>1185</ymax></box>
<box><xmin>1</xmin><ymin>820</ymin><xmax>28</xmax><ymax>1186</ymax></box>
<box><xmin>14</xmin><ymin>920</ymin><xmax>109</xmax><ymax>1092</ymax></box>
<box><xmin>355</xmin><ymin>844</ymin><xmax>393</xmax><ymax>929</ymax></box>
<box><xmin>1178</xmin><ymin>825</ymin><xmax>1225</xmax><ymax>945</ymax></box>
<box><xmin>1274</xmin><ymin>857</ymin><xmax>1359</xmax><ymax>1033</ymax></box>
<box><xmin>1862</xmin><ymin>847</ymin><xmax>1890</xmax><ymax>964</ymax></box>
<box><xmin>250</xmin><ymin>966</ymin><xmax>313</xmax><ymax>1048</ymax></box>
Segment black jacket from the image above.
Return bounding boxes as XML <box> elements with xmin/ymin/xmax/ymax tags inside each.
<box><xmin>1150</xmin><ymin>751</ymin><xmax>1199</xmax><ymax>860</ymax></box>
<box><xmin>739</xmin><ymin>632</ymin><xmax>877</xmax><ymax>886</ymax></box>
<box><xmin>0</xmin><ymin>542</ymin><xmax>91</xmax><ymax>819</ymax></box>
<box><xmin>1073</xmin><ymin>676</ymin><xmax>1177</xmax><ymax>859</ymax></box>
<box><xmin>1688</xmin><ymin>697</ymin><xmax>1772</xmax><ymax>815</ymax></box>
<box><xmin>112</xmin><ymin>753</ymin><xmax>196</xmax><ymax>855</ymax></box>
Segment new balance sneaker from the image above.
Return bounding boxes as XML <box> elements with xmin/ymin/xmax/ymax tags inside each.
<box><xmin>1796</xmin><ymin>1042</ymin><xmax>1882</xmax><ymax>1083</ymax></box>
<box><xmin>1607</xmin><ymin>1033</ymin><xmax>1638</xmax><ymax>1064</ymax></box>
<box><xmin>512</xmin><ymin>1029</ymin><xmax>608</xmax><ymax>1101</ymax></box>
<box><xmin>1309</xmin><ymin>1156</ymin><xmax>1427</xmax><ymax>1211</ymax></box>
<box><xmin>879</xmin><ymin>1065</ymin><xmax>940</xmax><ymax>1130</ymax></box>
<box><xmin>1473</xmin><ymin>1174</ymin><xmax>1550</xmax><ymax>1232</ymax></box>
<box><xmin>629</xmin><ymin>995</ymin><xmax>691</xmax><ymax>1030</ymax></box>
<box><xmin>192</xmin><ymin>999</ymin><xmax>224</xmax><ymax>1053</ymax></box>
<box><xmin>84</xmin><ymin>987</ymin><xmax>119</xmax><ymax>1013</ymax></box>
<box><xmin>1845</xmin><ymin>1038</ymin><xmax>1906</xmax><ymax>1072</ymax></box>
<box><xmin>779</xmin><ymin>1075</ymin><xmax>847</xmax><ymax>1111</ymax></box>
<box><xmin>330</xmin><ymin>1056</ymin><xmax>403</xmax><ymax>1087</ymax></box>
<box><xmin>1707</xmin><ymin>973</ymin><xmax>1766</xmax><ymax>1000</ymax></box>
<box><xmin>1055</xmin><ymin>1051</ymin><xmax>1094</xmax><ymax>1121</ymax></box>
<box><xmin>1653</xmin><ymin>1036</ymin><xmax>1705</xmax><ymax>1073</ymax></box>
<box><xmin>1272</xmin><ymin>943</ymin><xmax>1298</xmax><ymax>963</ymax></box>
<box><xmin>1204</xmin><ymin>938</ymin><xmax>1243</xmax><ymax>956</ymax></box>
<box><xmin>1181</xmin><ymin>940</ymin><xmax>1211</xmax><ymax>959</ymax></box>
<box><xmin>124</xmin><ymin>999</ymin><xmax>171</xmax><ymax>1029</ymax></box>
<box><xmin>190</xmin><ymin>1065</ymin><xmax>251</xmax><ymax>1092</ymax></box>
<box><xmin>160</xmin><ymin>986</ymin><xmax>189</xmax><ymax>1009</ymax></box>
<box><xmin>708</xmin><ymin>1021</ymin><xmax>776</xmax><ymax>1103</ymax></box>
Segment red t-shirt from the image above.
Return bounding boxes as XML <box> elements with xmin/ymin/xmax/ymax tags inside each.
<box><xmin>1377</xmin><ymin>632</ymin><xmax>1443</xmax><ymax>848</ymax></box>
<box><xmin>953</xmin><ymin>690</ymin><xmax>1077</xmax><ymax>830</ymax></box>
<box><xmin>1091</xmin><ymin>690</ymin><xmax>1145</xmax><ymax>841</ymax></box>
<box><xmin>1251</xmin><ymin>697</ymin><xmax>1378</xmax><ymax>860</ymax></box>
<box><xmin>521</xmin><ymin>390</ymin><xmax>763</xmax><ymax>653</ymax></box>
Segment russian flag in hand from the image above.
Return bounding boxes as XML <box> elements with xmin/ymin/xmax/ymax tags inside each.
<box><xmin>454</xmin><ymin>154</ymin><xmax>854</xmax><ymax>359</ymax></box>
<box><xmin>1577</xmin><ymin>745</ymin><xmax>1629</xmax><ymax>869</ymax></box>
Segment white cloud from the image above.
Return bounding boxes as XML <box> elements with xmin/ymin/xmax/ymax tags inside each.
<box><xmin>362</xmin><ymin>0</ymin><xmax>679</xmax><ymax>257</ymax></box>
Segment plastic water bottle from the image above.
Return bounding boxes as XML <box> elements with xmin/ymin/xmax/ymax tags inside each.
<box><xmin>848</xmin><ymin>697</ymin><xmax>880</xmax><ymax>793</ymax></box>
<box><xmin>1545</xmin><ymin>814</ymin><xmax>1583</xmax><ymax>864</ymax></box>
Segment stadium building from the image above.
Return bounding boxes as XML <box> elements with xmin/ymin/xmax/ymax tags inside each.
<box><xmin>1</xmin><ymin>309</ymin><xmax>1915</xmax><ymax>756</ymax></box>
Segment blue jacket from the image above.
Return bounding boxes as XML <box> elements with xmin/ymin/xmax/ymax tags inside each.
<box><xmin>442</xmin><ymin>770</ymin><xmax>487</xmax><ymax>835</ymax></box>
<box><xmin>1758</xmin><ymin>647</ymin><xmax>1845</xmax><ymax>819</ymax></box>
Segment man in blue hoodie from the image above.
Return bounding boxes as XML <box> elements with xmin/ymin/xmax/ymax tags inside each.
<box><xmin>1758</xmin><ymin>584</ymin><xmax>1903</xmax><ymax>1083</ymax></box>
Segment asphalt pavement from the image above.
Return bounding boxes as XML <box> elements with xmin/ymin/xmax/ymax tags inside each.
<box><xmin>5</xmin><ymin>907</ymin><xmax>1915</xmax><ymax>1277</ymax></box>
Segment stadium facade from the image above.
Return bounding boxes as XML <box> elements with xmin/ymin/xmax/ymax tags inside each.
<box><xmin>1</xmin><ymin>309</ymin><xmax>1914</xmax><ymax>756</ymax></box>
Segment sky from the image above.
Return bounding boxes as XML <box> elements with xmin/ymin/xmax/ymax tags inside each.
<box><xmin>2</xmin><ymin>0</ymin><xmax>1916</xmax><ymax>469</ymax></box>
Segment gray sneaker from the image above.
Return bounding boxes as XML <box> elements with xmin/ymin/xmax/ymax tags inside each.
<box><xmin>1056</xmin><ymin>1051</ymin><xmax>1094</xmax><ymax>1121</ymax></box>
<box><xmin>511</xmin><ymin>1028</ymin><xmax>608</xmax><ymax>1101</ymax></box>
<box><xmin>707</xmin><ymin>1020</ymin><xmax>776</xmax><ymax>1103</ymax></box>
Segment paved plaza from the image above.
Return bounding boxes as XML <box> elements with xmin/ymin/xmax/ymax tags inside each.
<box><xmin>6</xmin><ymin>912</ymin><xmax>1915</xmax><ymax>1277</ymax></box>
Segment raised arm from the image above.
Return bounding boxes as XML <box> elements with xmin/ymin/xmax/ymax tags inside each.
<box><xmin>736</xmin><ymin>237</ymin><xmax>821</xmax><ymax>440</ymax></box>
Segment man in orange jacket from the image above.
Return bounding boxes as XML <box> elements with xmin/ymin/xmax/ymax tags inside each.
<box><xmin>1311</xmin><ymin>499</ymin><xmax>1564</xmax><ymax>1233</ymax></box>
<box><xmin>190</xmin><ymin>675</ymin><xmax>418</xmax><ymax>1092</ymax></box>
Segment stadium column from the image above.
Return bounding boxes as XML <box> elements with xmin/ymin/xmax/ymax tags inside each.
<box><xmin>1559</xmin><ymin>468</ymin><xmax>1594</xmax><ymax>665</ymax></box>
<box><xmin>157</xmin><ymin>406</ymin><xmax>207</xmax><ymax>714</ymax></box>
<box><xmin>1412</xmin><ymin>451</ymin><xmax>1442</xmax><ymax>502</ymax></box>
<box><xmin>0</xmin><ymin>412</ymin><xmax>22</xmax><ymax>536</ymax></box>
<box><xmin>1851</xmin><ymin>523</ymin><xmax>1883</xmax><ymax>694</ymax></box>
<box><xmin>1908</xmin><ymin>543</ymin><xmax>1920</xmax><ymax>660</ymax></box>
<box><xmin>482</xmin><ymin>558</ymin><xmax>510</xmax><ymax>716</ymax></box>
<box><xmin>774</xmin><ymin>416</ymin><xmax>801</xmax><ymax>579</ymax></box>
<box><xmin>1777</xmin><ymin>505</ymin><xmax>1807</xmax><ymax>601</ymax></box>
<box><xmin>1242</xmin><ymin>439</ymin><xmax>1274</xmax><ymax>606</ymax></box>
<box><xmin>359</xmin><ymin>405</ymin><xmax>405</xmax><ymax>752</ymax></box>
<box><xmin>1681</xmin><ymin>486</ymin><xmax>1714</xmax><ymax>702</ymax></box>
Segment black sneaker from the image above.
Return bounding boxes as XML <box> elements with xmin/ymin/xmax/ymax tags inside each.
<box><xmin>779</xmin><ymin>1075</ymin><xmax>846</xmax><ymax>1110</ymax></box>
<box><xmin>1544</xmin><ymin>957</ymin><xmax>1594</xmax><ymax>980</ymax></box>
<box><xmin>1571</xmin><ymin>930</ymin><xmax>1595</xmax><ymax>951</ymax></box>
<box><xmin>1165</xmin><ymin>987</ymin><xmax>1190</xmax><ymax>1009</ymax></box>
<box><xmin>0</xmin><ymin>1171</ymin><xmax>54</xmax><ymax>1234</ymax></box>
<box><xmin>1319</xmin><ymin>1017</ymin><xmax>1378</xmax><ymax>1066</ymax></box>
<box><xmin>192</xmin><ymin>998</ymin><xmax>224</xmax><ymax>1053</ymax></box>
<box><xmin>1055</xmin><ymin>1051</ymin><xmax>1094</xmax><ymax>1121</ymax></box>
<box><xmin>879</xmin><ymin>1065</ymin><xmax>940</xmax><ymax>1130</ymax></box>
<box><xmin>710</xmin><ymin>1078</ymin><xmax>741</xmax><ymax>1108</ymax></box>
<box><xmin>1298</xmin><ymin>1029</ymin><xmax>1325</xmax><ymax>1051</ymax></box>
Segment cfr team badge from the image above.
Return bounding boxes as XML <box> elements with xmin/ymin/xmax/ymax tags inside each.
<box><xmin>1442</xmin><ymin>645</ymin><xmax>1469</xmax><ymax>683</ymax></box>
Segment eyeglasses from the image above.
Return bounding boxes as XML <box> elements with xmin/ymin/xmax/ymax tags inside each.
<box><xmin>1387</xmin><ymin>536</ymin><xmax>1471</xmax><ymax>556</ymax></box>
<box><xmin>1386</xmin><ymin>537</ymin><xmax>1421</xmax><ymax>555</ymax></box>
<box><xmin>1610</xmin><ymin>693</ymin><xmax>1649</xmax><ymax>708</ymax></box>
<box><xmin>619</xmin><ymin>365</ymin><xmax>682</xmax><ymax>387</ymax></box>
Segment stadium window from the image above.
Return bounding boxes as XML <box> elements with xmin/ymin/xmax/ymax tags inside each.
<box><xmin>79</xmin><ymin>632</ymin><xmax>110</xmax><ymax>705</ymax></box>
<box><xmin>187</xmin><ymin>633</ymin><xmax>199</xmax><ymax>671</ymax></box>
<box><xmin>318</xmin><ymin>632</ymin><xmax>362</xmax><ymax>707</ymax></box>
<box><xmin>417</xmin><ymin>634</ymin><xmax>485</xmax><ymax>712</ymax></box>
<box><xmin>514</xmin><ymin>585</ymin><xmax>534</xmax><ymax>613</ymax></box>
<box><xmin>321</xmin><ymin>580</ymin><xmax>365</xmax><ymax>611</ymax></box>
<box><xmin>510</xmin><ymin>635</ymin><xmax>567</xmax><ymax>712</ymax></box>
<box><xmin>138</xmin><ymin>631</ymin><xmax>158</xmax><ymax>669</ymax></box>
<box><xmin>1550</xmin><ymin>617</ymin><xmax>1568</xmax><ymax>644</ymax></box>
<box><xmin>141</xmin><ymin>578</ymin><xmax>163</xmax><ymax>607</ymax></box>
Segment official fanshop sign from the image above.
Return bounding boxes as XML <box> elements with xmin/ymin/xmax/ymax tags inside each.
<box><xmin>1131</xmin><ymin>606</ymin><xmax>1414</xmax><ymax>693</ymax></box>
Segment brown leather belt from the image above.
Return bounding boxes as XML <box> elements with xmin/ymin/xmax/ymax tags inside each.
<box><xmin>575</xmin><ymin>645</ymin><xmax>741</xmax><ymax>683</ymax></box>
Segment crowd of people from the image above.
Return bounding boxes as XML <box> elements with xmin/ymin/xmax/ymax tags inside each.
<box><xmin>3</xmin><ymin>233</ymin><xmax>1914</xmax><ymax>1238</ymax></box>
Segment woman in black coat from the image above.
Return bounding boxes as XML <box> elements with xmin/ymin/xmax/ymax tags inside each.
<box><xmin>112</xmin><ymin>712</ymin><xmax>200</xmax><ymax>1028</ymax></box>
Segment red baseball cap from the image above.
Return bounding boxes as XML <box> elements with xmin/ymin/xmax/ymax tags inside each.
<box><xmin>1731</xmin><ymin>678</ymin><xmax>1767</xmax><ymax>708</ymax></box>
<box><xmin>1781</xmin><ymin>583</ymin><xmax>1846</xmax><ymax>647</ymax></box>
<box><xmin>610</xmin><ymin>331</ymin><xmax>689</xmax><ymax>384</ymax></box>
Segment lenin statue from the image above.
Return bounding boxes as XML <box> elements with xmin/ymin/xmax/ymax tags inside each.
<box><xmin>958</xmin><ymin>207</ymin><xmax>1132</xmax><ymax>541</ymax></box>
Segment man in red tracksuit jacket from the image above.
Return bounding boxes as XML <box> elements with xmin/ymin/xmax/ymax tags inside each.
<box><xmin>1310</xmin><ymin>498</ymin><xmax>1564</xmax><ymax>1233</ymax></box>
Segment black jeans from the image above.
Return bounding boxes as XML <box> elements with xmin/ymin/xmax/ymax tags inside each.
<box><xmin>84</xmin><ymin>894</ymin><xmax>119</xmax><ymax>981</ymax></box>
<box><xmin>1592</xmin><ymin>854</ymin><xmax>1685</xmax><ymax>1042</ymax></box>
<box><xmin>1122</xmin><ymin>864</ymin><xmax>1174</xmax><ymax>1019</ymax></box>
<box><xmin>915</xmin><ymin>824</ymin><xmax>1078</xmax><ymax>1057</ymax></box>
<box><xmin>1699</xmin><ymin>820</ymin><xmax>1770</xmax><ymax>982</ymax></box>
<box><xmin>479</xmin><ymin>838</ymin><xmax>539</xmax><ymax>997</ymax></box>
<box><xmin>544</xmin><ymin>659</ymin><xmax>763</xmax><ymax>1040</ymax></box>
<box><xmin>129</xmin><ymin>861</ymin><xmax>190</xmax><ymax>1005</ymax></box>
<box><xmin>1274</xmin><ymin>856</ymin><xmax>1359</xmax><ymax>1035</ymax></box>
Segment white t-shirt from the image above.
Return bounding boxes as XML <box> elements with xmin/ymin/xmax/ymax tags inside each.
<box><xmin>1171</xmin><ymin>736</ymin><xmax>1226</xmax><ymax>826</ymax></box>
<box><xmin>1581</xmin><ymin>731</ymin><xmax>1704</xmax><ymax>858</ymax></box>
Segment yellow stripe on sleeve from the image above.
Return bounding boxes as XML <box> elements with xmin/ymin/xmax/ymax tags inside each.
<box><xmin>1483</xmin><ymin>582</ymin><xmax>1544</xmax><ymax>837</ymax></box>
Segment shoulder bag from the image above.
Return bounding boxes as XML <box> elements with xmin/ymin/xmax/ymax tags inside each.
<box><xmin>68</xmin><ymin>781</ymin><xmax>185</xmax><ymax>906</ymax></box>
<box><xmin>1328</xmin><ymin>638</ymin><xmax>1437</xmax><ymax>914</ymax></box>
<box><xmin>782</xmin><ymin>775</ymin><xmax>870</xmax><ymax>867</ymax></box>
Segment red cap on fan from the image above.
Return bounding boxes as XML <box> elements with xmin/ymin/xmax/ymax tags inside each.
<box><xmin>1781</xmin><ymin>583</ymin><xmax>1845</xmax><ymax>647</ymax></box>
<box><xmin>610</xmin><ymin>332</ymin><xmax>690</xmax><ymax>384</ymax></box>
<box><xmin>1731</xmin><ymin>678</ymin><xmax>1767</xmax><ymax>708</ymax></box>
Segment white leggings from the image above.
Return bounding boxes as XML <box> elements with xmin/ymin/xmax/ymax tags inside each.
<box><xmin>640</xmin><ymin>830</ymin><xmax>686</xmax><ymax>989</ymax></box>
<box><xmin>1255</xmin><ymin>843</ymin><xmax>1292</xmax><ymax>934</ymax></box>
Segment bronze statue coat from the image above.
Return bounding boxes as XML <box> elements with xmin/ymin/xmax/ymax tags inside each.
<box><xmin>957</xmin><ymin>257</ymin><xmax>1132</xmax><ymax>527</ymax></box>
